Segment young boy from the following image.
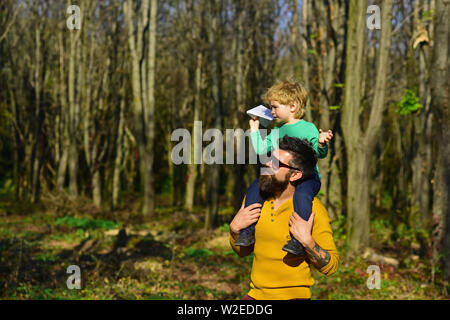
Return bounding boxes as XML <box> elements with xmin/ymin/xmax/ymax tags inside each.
<box><xmin>235</xmin><ymin>80</ymin><xmax>333</xmax><ymax>255</ymax></box>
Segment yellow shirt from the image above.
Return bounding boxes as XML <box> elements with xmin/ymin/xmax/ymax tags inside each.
<box><xmin>230</xmin><ymin>198</ymin><xmax>339</xmax><ymax>300</ymax></box>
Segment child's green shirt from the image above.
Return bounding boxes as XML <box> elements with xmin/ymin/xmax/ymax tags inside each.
<box><xmin>250</xmin><ymin>120</ymin><xmax>328</xmax><ymax>178</ymax></box>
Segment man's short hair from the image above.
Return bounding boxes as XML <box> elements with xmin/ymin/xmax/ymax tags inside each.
<box><xmin>278</xmin><ymin>136</ymin><xmax>318</xmax><ymax>181</ymax></box>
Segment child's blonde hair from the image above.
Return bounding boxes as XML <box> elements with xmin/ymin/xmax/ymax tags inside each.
<box><xmin>262</xmin><ymin>79</ymin><xmax>308</xmax><ymax>119</ymax></box>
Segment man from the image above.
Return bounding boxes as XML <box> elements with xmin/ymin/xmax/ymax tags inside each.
<box><xmin>230</xmin><ymin>136</ymin><xmax>339</xmax><ymax>300</ymax></box>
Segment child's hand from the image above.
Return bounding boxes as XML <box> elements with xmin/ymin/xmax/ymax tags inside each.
<box><xmin>249</xmin><ymin>118</ymin><xmax>260</xmax><ymax>132</ymax></box>
<box><xmin>319</xmin><ymin>129</ymin><xmax>334</xmax><ymax>146</ymax></box>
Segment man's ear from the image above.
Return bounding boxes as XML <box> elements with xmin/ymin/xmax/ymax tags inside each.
<box><xmin>289</xmin><ymin>170</ymin><xmax>303</xmax><ymax>183</ymax></box>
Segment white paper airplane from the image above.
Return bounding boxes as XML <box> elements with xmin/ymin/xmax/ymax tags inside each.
<box><xmin>247</xmin><ymin>105</ymin><xmax>274</xmax><ymax>128</ymax></box>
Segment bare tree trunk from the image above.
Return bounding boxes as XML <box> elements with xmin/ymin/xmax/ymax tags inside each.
<box><xmin>302</xmin><ymin>0</ymin><xmax>313</xmax><ymax>122</ymax></box>
<box><xmin>429</xmin><ymin>0</ymin><xmax>449</xmax><ymax>282</ymax></box>
<box><xmin>184</xmin><ymin>51</ymin><xmax>202</xmax><ymax>211</ymax></box>
<box><xmin>124</xmin><ymin>0</ymin><xmax>157</xmax><ymax>217</ymax></box>
<box><xmin>412</xmin><ymin>0</ymin><xmax>433</xmax><ymax>225</ymax></box>
<box><xmin>57</xmin><ymin>32</ymin><xmax>68</xmax><ymax>192</ymax></box>
<box><xmin>232</xmin><ymin>0</ymin><xmax>246</xmax><ymax>212</ymax></box>
<box><xmin>30</xmin><ymin>27</ymin><xmax>43</xmax><ymax>203</ymax></box>
<box><xmin>343</xmin><ymin>0</ymin><xmax>394</xmax><ymax>254</ymax></box>
<box><xmin>314</xmin><ymin>0</ymin><xmax>337</xmax><ymax>207</ymax></box>
<box><xmin>112</xmin><ymin>93</ymin><xmax>126</xmax><ymax>210</ymax></box>
<box><xmin>68</xmin><ymin>23</ymin><xmax>81</xmax><ymax>197</ymax></box>
<box><xmin>142</xmin><ymin>0</ymin><xmax>157</xmax><ymax>216</ymax></box>
<box><xmin>205</xmin><ymin>0</ymin><xmax>223</xmax><ymax>229</ymax></box>
<box><xmin>342</xmin><ymin>0</ymin><xmax>368</xmax><ymax>253</ymax></box>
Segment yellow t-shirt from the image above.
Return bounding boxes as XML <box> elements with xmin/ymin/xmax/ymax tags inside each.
<box><xmin>230</xmin><ymin>198</ymin><xmax>339</xmax><ymax>300</ymax></box>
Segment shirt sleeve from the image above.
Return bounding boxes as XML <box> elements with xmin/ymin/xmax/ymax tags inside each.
<box><xmin>310</xmin><ymin>198</ymin><xmax>339</xmax><ymax>276</ymax></box>
<box><xmin>318</xmin><ymin>144</ymin><xmax>329</xmax><ymax>159</ymax></box>
<box><xmin>250</xmin><ymin>129</ymin><xmax>275</xmax><ymax>155</ymax></box>
<box><xmin>229</xmin><ymin>235</ymin><xmax>254</xmax><ymax>258</ymax></box>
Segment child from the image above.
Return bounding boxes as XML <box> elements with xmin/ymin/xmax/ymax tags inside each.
<box><xmin>235</xmin><ymin>80</ymin><xmax>333</xmax><ymax>255</ymax></box>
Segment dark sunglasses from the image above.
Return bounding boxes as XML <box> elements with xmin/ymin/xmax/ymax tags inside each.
<box><xmin>266</xmin><ymin>155</ymin><xmax>300</xmax><ymax>171</ymax></box>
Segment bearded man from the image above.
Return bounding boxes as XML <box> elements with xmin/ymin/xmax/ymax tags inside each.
<box><xmin>230</xmin><ymin>136</ymin><xmax>339</xmax><ymax>300</ymax></box>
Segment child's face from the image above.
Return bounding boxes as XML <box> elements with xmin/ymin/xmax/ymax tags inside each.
<box><xmin>269</xmin><ymin>101</ymin><xmax>295</xmax><ymax>123</ymax></box>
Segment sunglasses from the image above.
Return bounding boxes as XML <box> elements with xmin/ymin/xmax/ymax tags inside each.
<box><xmin>265</xmin><ymin>155</ymin><xmax>301</xmax><ymax>171</ymax></box>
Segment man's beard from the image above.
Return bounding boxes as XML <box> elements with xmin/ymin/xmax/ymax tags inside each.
<box><xmin>259</xmin><ymin>173</ymin><xmax>290</xmax><ymax>198</ymax></box>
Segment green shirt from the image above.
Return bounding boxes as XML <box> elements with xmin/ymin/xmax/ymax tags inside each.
<box><xmin>250</xmin><ymin>120</ymin><xmax>328</xmax><ymax>178</ymax></box>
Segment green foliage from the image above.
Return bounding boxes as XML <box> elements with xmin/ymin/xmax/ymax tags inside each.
<box><xmin>218</xmin><ymin>223</ymin><xmax>230</xmax><ymax>232</ymax></box>
<box><xmin>381</xmin><ymin>190</ymin><xmax>393</xmax><ymax>209</ymax></box>
<box><xmin>34</xmin><ymin>252</ymin><xmax>59</xmax><ymax>263</ymax></box>
<box><xmin>396</xmin><ymin>89</ymin><xmax>423</xmax><ymax>115</ymax></box>
<box><xmin>421</xmin><ymin>10</ymin><xmax>433</xmax><ymax>22</ymax></box>
<box><xmin>55</xmin><ymin>216</ymin><xmax>118</xmax><ymax>230</ymax></box>
<box><xmin>155</xmin><ymin>175</ymin><xmax>172</xmax><ymax>195</ymax></box>
<box><xmin>372</xmin><ymin>218</ymin><xmax>394</xmax><ymax>245</ymax></box>
<box><xmin>184</xmin><ymin>247</ymin><xmax>214</xmax><ymax>260</ymax></box>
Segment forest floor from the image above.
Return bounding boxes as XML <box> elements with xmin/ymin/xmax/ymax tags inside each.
<box><xmin>0</xmin><ymin>192</ymin><xmax>448</xmax><ymax>300</ymax></box>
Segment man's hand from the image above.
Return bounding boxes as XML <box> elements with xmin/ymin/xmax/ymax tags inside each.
<box><xmin>230</xmin><ymin>203</ymin><xmax>262</xmax><ymax>240</ymax></box>
<box><xmin>319</xmin><ymin>129</ymin><xmax>333</xmax><ymax>146</ymax></box>
<box><xmin>289</xmin><ymin>212</ymin><xmax>331</xmax><ymax>269</ymax></box>
<box><xmin>249</xmin><ymin>118</ymin><xmax>260</xmax><ymax>132</ymax></box>
<box><xmin>289</xmin><ymin>212</ymin><xmax>315</xmax><ymax>248</ymax></box>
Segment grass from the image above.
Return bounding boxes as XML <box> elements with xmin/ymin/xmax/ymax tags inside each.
<box><xmin>0</xmin><ymin>194</ymin><xmax>448</xmax><ymax>300</ymax></box>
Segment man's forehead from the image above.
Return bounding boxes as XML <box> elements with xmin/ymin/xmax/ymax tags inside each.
<box><xmin>273</xmin><ymin>149</ymin><xmax>293</xmax><ymax>162</ymax></box>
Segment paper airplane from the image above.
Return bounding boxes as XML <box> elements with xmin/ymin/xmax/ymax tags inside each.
<box><xmin>247</xmin><ymin>105</ymin><xmax>274</xmax><ymax>128</ymax></box>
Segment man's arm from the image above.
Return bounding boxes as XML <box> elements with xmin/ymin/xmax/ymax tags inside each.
<box><xmin>289</xmin><ymin>200</ymin><xmax>339</xmax><ymax>276</ymax></box>
<box><xmin>302</xmin><ymin>239</ymin><xmax>332</xmax><ymax>270</ymax></box>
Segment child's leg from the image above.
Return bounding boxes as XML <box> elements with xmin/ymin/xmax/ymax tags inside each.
<box><xmin>235</xmin><ymin>178</ymin><xmax>265</xmax><ymax>246</ymax></box>
<box><xmin>244</xmin><ymin>178</ymin><xmax>265</xmax><ymax>208</ymax></box>
<box><xmin>283</xmin><ymin>173</ymin><xmax>321</xmax><ymax>255</ymax></box>
<box><xmin>292</xmin><ymin>173</ymin><xmax>321</xmax><ymax>221</ymax></box>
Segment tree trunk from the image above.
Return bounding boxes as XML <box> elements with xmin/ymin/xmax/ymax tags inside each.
<box><xmin>232</xmin><ymin>0</ymin><xmax>247</xmax><ymax>212</ymax></box>
<box><xmin>302</xmin><ymin>0</ymin><xmax>313</xmax><ymax>122</ymax></box>
<box><xmin>343</xmin><ymin>0</ymin><xmax>393</xmax><ymax>254</ymax></box>
<box><xmin>30</xmin><ymin>27</ymin><xmax>43</xmax><ymax>203</ymax></box>
<box><xmin>412</xmin><ymin>0</ymin><xmax>433</xmax><ymax>225</ymax></box>
<box><xmin>142</xmin><ymin>0</ymin><xmax>157</xmax><ymax>216</ymax></box>
<box><xmin>68</xmin><ymin>24</ymin><xmax>81</xmax><ymax>197</ymax></box>
<box><xmin>57</xmin><ymin>32</ymin><xmax>68</xmax><ymax>192</ymax></box>
<box><xmin>124</xmin><ymin>0</ymin><xmax>157</xmax><ymax>217</ymax></box>
<box><xmin>429</xmin><ymin>0</ymin><xmax>449</xmax><ymax>282</ymax></box>
<box><xmin>205</xmin><ymin>0</ymin><xmax>223</xmax><ymax>229</ymax></box>
<box><xmin>184</xmin><ymin>51</ymin><xmax>202</xmax><ymax>211</ymax></box>
<box><xmin>112</xmin><ymin>93</ymin><xmax>126</xmax><ymax>210</ymax></box>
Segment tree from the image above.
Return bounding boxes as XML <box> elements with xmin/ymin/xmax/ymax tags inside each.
<box><xmin>124</xmin><ymin>0</ymin><xmax>158</xmax><ymax>217</ymax></box>
<box><xmin>342</xmin><ymin>0</ymin><xmax>394</xmax><ymax>254</ymax></box>
<box><xmin>429</xmin><ymin>0</ymin><xmax>449</xmax><ymax>282</ymax></box>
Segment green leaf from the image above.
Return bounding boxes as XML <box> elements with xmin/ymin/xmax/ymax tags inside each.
<box><xmin>396</xmin><ymin>89</ymin><xmax>423</xmax><ymax>116</ymax></box>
